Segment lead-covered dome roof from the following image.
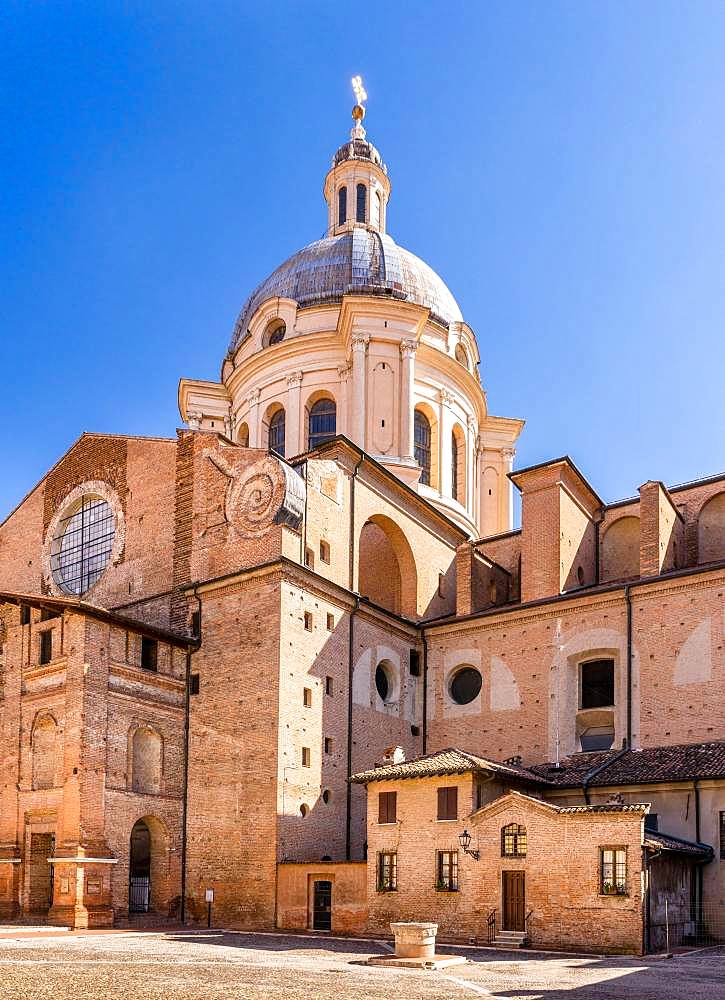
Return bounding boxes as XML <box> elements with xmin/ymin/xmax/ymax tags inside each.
<box><xmin>229</xmin><ymin>229</ymin><xmax>463</xmax><ymax>354</ymax></box>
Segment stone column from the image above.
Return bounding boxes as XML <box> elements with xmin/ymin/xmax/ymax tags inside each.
<box><xmin>337</xmin><ymin>364</ymin><xmax>351</xmax><ymax>439</ymax></box>
<box><xmin>350</xmin><ymin>334</ymin><xmax>369</xmax><ymax>448</ymax></box>
<box><xmin>248</xmin><ymin>389</ymin><xmax>261</xmax><ymax>447</ymax></box>
<box><xmin>439</xmin><ymin>388</ymin><xmax>454</xmax><ymax>497</ymax></box>
<box><xmin>400</xmin><ymin>340</ymin><xmax>417</xmax><ymax>460</ymax></box>
<box><xmin>466</xmin><ymin>416</ymin><xmax>477</xmax><ymax>518</ymax></box>
<box><xmin>286</xmin><ymin>371</ymin><xmax>303</xmax><ymax>456</ymax></box>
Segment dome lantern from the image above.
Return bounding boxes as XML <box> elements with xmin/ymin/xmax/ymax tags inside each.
<box><xmin>324</xmin><ymin>78</ymin><xmax>391</xmax><ymax>238</ymax></box>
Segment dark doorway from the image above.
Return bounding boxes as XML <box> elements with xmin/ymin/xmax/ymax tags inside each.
<box><xmin>28</xmin><ymin>833</ymin><xmax>55</xmax><ymax>914</ymax></box>
<box><xmin>502</xmin><ymin>870</ymin><xmax>525</xmax><ymax>931</ymax></box>
<box><xmin>129</xmin><ymin>819</ymin><xmax>151</xmax><ymax>913</ymax></box>
<box><xmin>312</xmin><ymin>879</ymin><xmax>332</xmax><ymax>931</ymax></box>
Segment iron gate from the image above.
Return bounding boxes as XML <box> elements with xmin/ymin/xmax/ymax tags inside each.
<box><xmin>129</xmin><ymin>876</ymin><xmax>150</xmax><ymax>913</ymax></box>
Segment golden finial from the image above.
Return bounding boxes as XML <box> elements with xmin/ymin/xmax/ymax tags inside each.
<box><xmin>351</xmin><ymin>75</ymin><xmax>367</xmax><ymax>122</ymax></box>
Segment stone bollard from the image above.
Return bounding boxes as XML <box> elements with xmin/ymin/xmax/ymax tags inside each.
<box><xmin>390</xmin><ymin>921</ymin><xmax>438</xmax><ymax>959</ymax></box>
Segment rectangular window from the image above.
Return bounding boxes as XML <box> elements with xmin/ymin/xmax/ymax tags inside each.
<box><xmin>324</xmin><ymin>737</ymin><xmax>332</xmax><ymax>754</ymax></box>
<box><xmin>303</xmin><ymin>687</ymin><xmax>312</xmax><ymax>708</ymax></box>
<box><xmin>302</xmin><ymin>747</ymin><xmax>311</xmax><ymax>768</ymax></box>
<box><xmin>190</xmin><ymin>673</ymin><xmax>200</xmax><ymax>696</ymax></box>
<box><xmin>436</xmin><ymin>850</ymin><xmax>458</xmax><ymax>891</ymax></box>
<box><xmin>644</xmin><ymin>813</ymin><xmax>659</xmax><ymax>832</ymax></box>
<box><xmin>378</xmin><ymin>790</ymin><xmax>397</xmax><ymax>824</ymax></box>
<box><xmin>377</xmin><ymin>851</ymin><xmax>397</xmax><ymax>892</ymax></box>
<box><xmin>191</xmin><ymin>610</ymin><xmax>201</xmax><ymax>637</ymax></box>
<box><xmin>600</xmin><ymin>847</ymin><xmax>627</xmax><ymax>894</ymax></box>
<box><xmin>580</xmin><ymin>659</ymin><xmax>614</xmax><ymax>709</ymax></box>
<box><xmin>320</xmin><ymin>540</ymin><xmax>330</xmax><ymax>564</ymax></box>
<box><xmin>39</xmin><ymin>630</ymin><xmax>52</xmax><ymax>665</ymax></box>
<box><xmin>409</xmin><ymin>649</ymin><xmax>421</xmax><ymax>677</ymax></box>
<box><xmin>40</xmin><ymin>608</ymin><xmax>60</xmax><ymax>621</ymax></box>
<box><xmin>720</xmin><ymin>812</ymin><xmax>725</xmax><ymax>860</ymax></box>
<box><xmin>304</xmin><ymin>612</ymin><xmax>313</xmax><ymax>631</ymax></box>
<box><xmin>20</xmin><ymin>604</ymin><xmax>30</xmax><ymax>626</ymax></box>
<box><xmin>304</xmin><ymin>548</ymin><xmax>314</xmax><ymax>570</ymax></box>
<box><xmin>411</xmin><ymin>724</ymin><xmax>420</xmax><ymax>737</ymax></box>
<box><xmin>141</xmin><ymin>637</ymin><xmax>158</xmax><ymax>672</ymax></box>
<box><xmin>437</xmin><ymin>786</ymin><xmax>458</xmax><ymax>821</ymax></box>
<box><xmin>326</xmin><ymin>613</ymin><xmax>334</xmax><ymax>631</ymax></box>
<box><xmin>325</xmin><ymin>675</ymin><xmax>334</xmax><ymax>695</ymax></box>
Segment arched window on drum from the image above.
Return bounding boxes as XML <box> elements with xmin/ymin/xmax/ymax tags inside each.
<box><xmin>414</xmin><ymin>410</ymin><xmax>432</xmax><ymax>486</ymax></box>
<box><xmin>308</xmin><ymin>399</ymin><xmax>337</xmax><ymax>450</ymax></box>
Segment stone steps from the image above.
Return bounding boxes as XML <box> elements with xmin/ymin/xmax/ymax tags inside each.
<box><xmin>492</xmin><ymin>930</ymin><xmax>529</xmax><ymax>948</ymax></box>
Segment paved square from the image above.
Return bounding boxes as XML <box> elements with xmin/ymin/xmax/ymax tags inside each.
<box><xmin>0</xmin><ymin>930</ymin><xmax>723</xmax><ymax>1000</ymax></box>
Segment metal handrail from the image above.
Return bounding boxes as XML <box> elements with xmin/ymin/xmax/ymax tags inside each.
<box><xmin>487</xmin><ymin>907</ymin><xmax>497</xmax><ymax>944</ymax></box>
<box><xmin>525</xmin><ymin>909</ymin><xmax>533</xmax><ymax>941</ymax></box>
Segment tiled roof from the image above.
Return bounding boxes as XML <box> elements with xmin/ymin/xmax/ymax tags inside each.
<box><xmin>349</xmin><ymin>748</ymin><xmax>548</xmax><ymax>785</ymax></box>
<box><xmin>644</xmin><ymin>831</ymin><xmax>713</xmax><ymax>859</ymax></box>
<box><xmin>351</xmin><ymin>741</ymin><xmax>725</xmax><ymax>788</ymax></box>
<box><xmin>529</xmin><ymin>741</ymin><xmax>725</xmax><ymax>787</ymax></box>
<box><xmin>557</xmin><ymin>802</ymin><xmax>649</xmax><ymax>814</ymax></box>
<box><xmin>0</xmin><ymin>591</ymin><xmax>197</xmax><ymax>649</ymax></box>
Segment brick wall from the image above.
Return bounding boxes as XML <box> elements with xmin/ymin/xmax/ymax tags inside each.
<box><xmin>365</xmin><ymin>780</ymin><xmax>645</xmax><ymax>953</ymax></box>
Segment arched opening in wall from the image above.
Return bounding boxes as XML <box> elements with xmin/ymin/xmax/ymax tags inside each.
<box><xmin>307</xmin><ymin>394</ymin><xmax>337</xmax><ymax>451</ymax></box>
<box><xmin>237</xmin><ymin>422</ymin><xmax>250</xmax><ymax>447</ymax></box>
<box><xmin>128</xmin><ymin>816</ymin><xmax>169</xmax><ymax>916</ymax></box>
<box><xmin>32</xmin><ymin>713</ymin><xmax>57</xmax><ymax>790</ymax></box>
<box><xmin>358</xmin><ymin>514</ymin><xmax>418</xmax><ymax>617</ymax></box>
<box><xmin>338</xmin><ymin>186</ymin><xmax>347</xmax><ymax>226</ymax></box>
<box><xmin>130</xmin><ymin>727</ymin><xmax>162</xmax><ymax>795</ymax></box>
<box><xmin>451</xmin><ymin>423</ymin><xmax>466</xmax><ymax>506</ymax></box>
<box><xmin>455</xmin><ymin>343</ymin><xmax>469</xmax><ymax>370</ymax></box>
<box><xmin>263</xmin><ymin>319</ymin><xmax>286</xmax><ymax>347</ymax></box>
<box><xmin>414</xmin><ymin>406</ymin><xmax>439</xmax><ymax>489</ymax></box>
<box><xmin>263</xmin><ymin>404</ymin><xmax>286</xmax><ymax>458</ymax></box>
<box><xmin>372</xmin><ymin>189</ymin><xmax>382</xmax><ymax>228</ymax></box>
<box><xmin>698</xmin><ymin>491</ymin><xmax>725</xmax><ymax>564</ymax></box>
<box><xmin>600</xmin><ymin>516</ymin><xmax>640</xmax><ymax>582</ymax></box>
<box><xmin>356</xmin><ymin>183</ymin><xmax>367</xmax><ymax>223</ymax></box>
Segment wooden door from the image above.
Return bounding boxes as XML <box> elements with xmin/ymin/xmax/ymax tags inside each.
<box><xmin>502</xmin><ymin>870</ymin><xmax>525</xmax><ymax>931</ymax></box>
<box><xmin>312</xmin><ymin>880</ymin><xmax>332</xmax><ymax>931</ymax></box>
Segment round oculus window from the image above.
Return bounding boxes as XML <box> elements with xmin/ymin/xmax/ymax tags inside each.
<box><xmin>50</xmin><ymin>494</ymin><xmax>116</xmax><ymax>595</ymax></box>
<box><xmin>449</xmin><ymin>666</ymin><xmax>482</xmax><ymax>705</ymax></box>
<box><xmin>375</xmin><ymin>663</ymin><xmax>390</xmax><ymax>702</ymax></box>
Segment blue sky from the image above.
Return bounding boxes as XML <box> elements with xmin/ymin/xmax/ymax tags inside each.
<box><xmin>2</xmin><ymin>1</ymin><xmax>724</xmax><ymax>521</ymax></box>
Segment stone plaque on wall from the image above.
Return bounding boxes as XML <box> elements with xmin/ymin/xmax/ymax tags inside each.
<box><xmin>59</xmin><ymin>877</ymin><xmax>70</xmax><ymax>895</ymax></box>
<box><xmin>86</xmin><ymin>878</ymin><xmax>101</xmax><ymax>895</ymax></box>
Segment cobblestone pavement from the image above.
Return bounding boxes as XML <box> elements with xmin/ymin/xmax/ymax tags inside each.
<box><xmin>0</xmin><ymin>930</ymin><xmax>723</xmax><ymax>1000</ymax></box>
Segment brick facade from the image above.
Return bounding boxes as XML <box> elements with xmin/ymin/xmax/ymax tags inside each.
<box><xmin>0</xmin><ymin>427</ymin><xmax>723</xmax><ymax>952</ymax></box>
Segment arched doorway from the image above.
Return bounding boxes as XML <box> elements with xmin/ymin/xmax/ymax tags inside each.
<box><xmin>129</xmin><ymin>819</ymin><xmax>151</xmax><ymax>913</ymax></box>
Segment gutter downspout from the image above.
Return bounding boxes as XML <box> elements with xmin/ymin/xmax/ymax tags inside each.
<box><xmin>421</xmin><ymin>630</ymin><xmax>429</xmax><ymax>754</ymax></box>
<box><xmin>345</xmin><ymin>597</ymin><xmax>359</xmax><ymax>861</ymax></box>
<box><xmin>694</xmin><ymin>780</ymin><xmax>704</xmax><ymax>934</ymax></box>
<box><xmin>581</xmin><ymin>745</ymin><xmax>629</xmax><ymax>805</ymax></box>
<box><xmin>345</xmin><ymin>453</ymin><xmax>364</xmax><ymax>861</ymax></box>
<box><xmin>180</xmin><ymin>587</ymin><xmax>201</xmax><ymax>925</ymax></box>
<box><xmin>300</xmin><ymin>459</ymin><xmax>309</xmax><ymax>566</ymax></box>
<box><xmin>625</xmin><ymin>584</ymin><xmax>633</xmax><ymax>749</ymax></box>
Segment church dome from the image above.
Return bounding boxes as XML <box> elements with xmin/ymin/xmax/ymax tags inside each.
<box><xmin>228</xmin><ymin>228</ymin><xmax>463</xmax><ymax>354</ymax></box>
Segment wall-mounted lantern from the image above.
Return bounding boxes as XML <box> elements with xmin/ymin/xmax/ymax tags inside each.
<box><xmin>458</xmin><ymin>829</ymin><xmax>480</xmax><ymax>861</ymax></box>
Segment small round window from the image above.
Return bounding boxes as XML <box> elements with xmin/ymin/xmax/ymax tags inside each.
<box><xmin>449</xmin><ymin>666</ymin><xmax>482</xmax><ymax>705</ymax></box>
<box><xmin>375</xmin><ymin>663</ymin><xmax>390</xmax><ymax>702</ymax></box>
<box><xmin>50</xmin><ymin>494</ymin><xmax>116</xmax><ymax>595</ymax></box>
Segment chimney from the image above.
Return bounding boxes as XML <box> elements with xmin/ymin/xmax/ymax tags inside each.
<box><xmin>382</xmin><ymin>745</ymin><xmax>406</xmax><ymax>765</ymax></box>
